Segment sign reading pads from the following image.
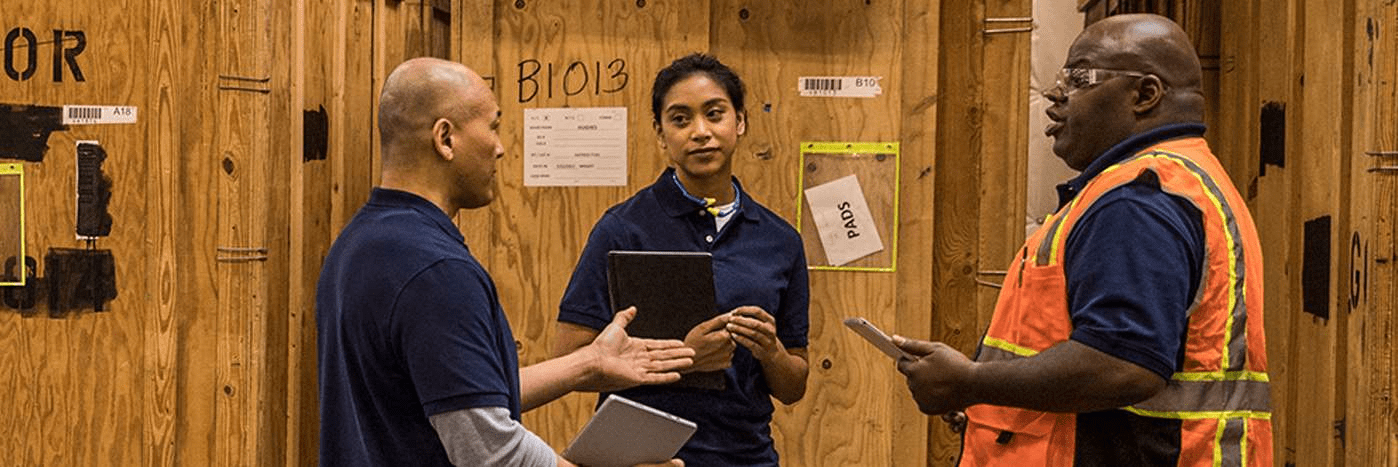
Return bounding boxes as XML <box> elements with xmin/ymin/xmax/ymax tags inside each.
<box><xmin>523</xmin><ymin>107</ymin><xmax>627</xmax><ymax>186</ymax></box>
<box><xmin>803</xmin><ymin>174</ymin><xmax>884</xmax><ymax>266</ymax></box>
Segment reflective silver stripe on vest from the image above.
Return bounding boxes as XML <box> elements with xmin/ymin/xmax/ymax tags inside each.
<box><xmin>1130</xmin><ymin>379</ymin><xmax>1271</xmax><ymax>413</ymax></box>
<box><xmin>1219</xmin><ymin>418</ymin><xmax>1246</xmax><ymax>467</ymax></box>
<box><xmin>979</xmin><ymin>345</ymin><xmax>1271</xmax><ymax>414</ymax></box>
<box><xmin>1141</xmin><ymin>151</ymin><xmax>1250</xmax><ymax>372</ymax></box>
<box><xmin>1035</xmin><ymin>213</ymin><xmax>1069</xmax><ymax>267</ymax></box>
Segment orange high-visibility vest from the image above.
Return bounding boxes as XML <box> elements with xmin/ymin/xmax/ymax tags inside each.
<box><xmin>965</xmin><ymin>137</ymin><xmax>1271</xmax><ymax>466</ymax></box>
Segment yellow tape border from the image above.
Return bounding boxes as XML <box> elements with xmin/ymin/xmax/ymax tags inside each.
<box><xmin>796</xmin><ymin>142</ymin><xmax>900</xmax><ymax>273</ymax></box>
<box><xmin>1</xmin><ymin>163</ymin><xmax>24</xmax><ymax>287</ymax></box>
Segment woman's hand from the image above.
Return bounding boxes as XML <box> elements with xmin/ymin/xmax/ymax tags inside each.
<box><xmin>725</xmin><ymin>306</ymin><xmax>784</xmax><ymax>363</ymax></box>
<box><xmin>683</xmin><ymin>313</ymin><xmax>736</xmax><ymax>372</ymax></box>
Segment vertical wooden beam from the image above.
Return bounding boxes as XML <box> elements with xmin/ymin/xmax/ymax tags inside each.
<box><xmin>1216</xmin><ymin>0</ymin><xmax>1259</xmax><ymax>196</ymax></box>
<box><xmin>262</xmin><ymin>0</ymin><xmax>296</xmax><ymax>464</ymax></box>
<box><xmin>897</xmin><ymin>0</ymin><xmax>939</xmax><ymax>465</ymax></box>
<box><xmin>1347</xmin><ymin>1</ymin><xmax>1398</xmax><ymax>465</ymax></box>
<box><xmin>933</xmin><ymin>0</ymin><xmax>987</xmax><ymax>461</ymax></box>
<box><xmin>164</xmin><ymin>2</ymin><xmax>224</xmax><ymax>465</ymax></box>
<box><xmin>980</xmin><ymin>0</ymin><xmax>1031</xmax><ymax>336</ymax></box>
<box><xmin>1240</xmin><ymin>0</ymin><xmax>1301</xmax><ymax>462</ymax></box>
<box><xmin>333</xmin><ymin>0</ymin><xmax>375</xmax><ymax>230</ymax></box>
<box><xmin>1373</xmin><ymin>4</ymin><xmax>1398</xmax><ymax>464</ymax></box>
<box><xmin>286</xmin><ymin>0</ymin><xmax>310</xmax><ymax>463</ymax></box>
<box><xmin>454</xmin><ymin>0</ymin><xmax>496</xmax><ymax>267</ymax></box>
<box><xmin>146</xmin><ymin>0</ymin><xmax>189</xmax><ymax>463</ymax></box>
<box><xmin>213</xmin><ymin>0</ymin><xmax>280</xmax><ymax>463</ymax></box>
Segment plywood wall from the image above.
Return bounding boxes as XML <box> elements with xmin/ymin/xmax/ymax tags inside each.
<box><xmin>1216</xmin><ymin>0</ymin><xmax>1398</xmax><ymax>465</ymax></box>
<box><xmin>5</xmin><ymin>1</ymin><xmax>173</xmax><ymax>465</ymax></box>
<box><xmin>473</xmin><ymin>1</ymin><xmax>956</xmax><ymax>465</ymax></box>
<box><xmin>1347</xmin><ymin>0</ymin><xmax>1398</xmax><ymax>464</ymax></box>
<box><xmin>2</xmin><ymin>1</ymin><xmax>1395</xmax><ymax>466</ymax></box>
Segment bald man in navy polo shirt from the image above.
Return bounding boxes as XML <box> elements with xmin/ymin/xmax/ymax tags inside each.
<box><xmin>316</xmin><ymin>57</ymin><xmax>693</xmax><ymax>467</ymax></box>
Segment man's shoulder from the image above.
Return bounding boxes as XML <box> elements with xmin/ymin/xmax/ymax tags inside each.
<box><xmin>334</xmin><ymin>208</ymin><xmax>476</xmax><ymax>274</ymax></box>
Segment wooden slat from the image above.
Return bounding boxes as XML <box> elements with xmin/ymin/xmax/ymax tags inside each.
<box><xmin>1243</xmin><ymin>0</ymin><xmax>1301</xmax><ymax>463</ymax></box>
<box><xmin>1345</xmin><ymin>0</ymin><xmax>1374</xmax><ymax>459</ymax></box>
<box><xmin>932</xmin><ymin>0</ymin><xmax>987</xmax><ymax>462</ymax></box>
<box><xmin>1348</xmin><ymin>1</ymin><xmax>1398</xmax><ymax>465</ymax></box>
<box><xmin>895</xmin><ymin>0</ymin><xmax>940</xmax><ymax>464</ymax></box>
<box><xmin>165</xmin><ymin>3</ymin><xmax>225</xmax><ymax>466</ymax></box>
<box><xmin>334</xmin><ymin>0</ymin><xmax>376</xmax><ymax>229</ymax></box>
<box><xmin>1289</xmin><ymin>0</ymin><xmax>1347</xmax><ymax>464</ymax></box>
<box><xmin>213</xmin><ymin>0</ymin><xmax>279</xmax><ymax>464</ymax></box>
<box><xmin>1215</xmin><ymin>0</ymin><xmax>1260</xmax><ymax>197</ymax></box>
<box><xmin>372</xmin><ymin>1</ymin><xmax>400</xmax><ymax>187</ymax></box>
<box><xmin>146</xmin><ymin>1</ymin><xmax>184</xmax><ymax>464</ymax></box>
<box><xmin>286</xmin><ymin>0</ymin><xmax>336</xmax><ymax>463</ymax></box>
<box><xmin>1373</xmin><ymin>4</ymin><xmax>1398</xmax><ymax>464</ymax></box>
<box><xmin>980</xmin><ymin>0</ymin><xmax>1031</xmax><ymax>344</ymax></box>
<box><xmin>454</xmin><ymin>0</ymin><xmax>497</xmax><ymax>278</ymax></box>
<box><xmin>261</xmin><ymin>0</ymin><xmax>296</xmax><ymax>464</ymax></box>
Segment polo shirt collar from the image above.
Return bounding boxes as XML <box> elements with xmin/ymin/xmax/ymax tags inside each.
<box><xmin>1056</xmin><ymin>122</ymin><xmax>1206</xmax><ymax>207</ymax></box>
<box><xmin>653</xmin><ymin>167</ymin><xmax>760</xmax><ymax>222</ymax></box>
<box><xmin>367</xmin><ymin>187</ymin><xmax>465</xmax><ymax>244</ymax></box>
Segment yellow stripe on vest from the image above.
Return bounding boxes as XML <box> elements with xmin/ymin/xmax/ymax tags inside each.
<box><xmin>980</xmin><ymin>336</ymin><xmax>1039</xmax><ymax>357</ymax></box>
<box><xmin>1138</xmin><ymin>151</ymin><xmax>1247</xmax><ymax>372</ymax></box>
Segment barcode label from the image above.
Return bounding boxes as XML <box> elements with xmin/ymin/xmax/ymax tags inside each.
<box><xmin>62</xmin><ymin>105</ymin><xmax>138</xmax><ymax>125</ymax></box>
<box><xmin>798</xmin><ymin>76</ymin><xmax>882</xmax><ymax>98</ymax></box>
<box><xmin>70</xmin><ymin>107</ymin><xmax>101</xmax><ymax>120</ymax></box>
<box><xmin>802</xmin><ymin>78</ymin><xmax>842</xmax><ymax>92</ymax></box>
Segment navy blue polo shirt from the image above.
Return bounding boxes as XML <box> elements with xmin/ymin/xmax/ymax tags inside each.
<box><xmin>1057</xmin><ymin>123</ymin><xmax>1208</xmax><ymax>380</ymax></box>
<box><xmin>317</xmin><ymin>188</ymin><xmax>520</xmax><ymax>467</ymax></box>
<box><xmin>558</xmin><ymin>168</ymin><xmax>810</xmax><ymax>466</ymax></box>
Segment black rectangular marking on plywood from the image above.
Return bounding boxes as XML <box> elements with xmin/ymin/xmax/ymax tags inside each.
<box><xmin>303</xmin><ymin>106</ymin><xmax>328</xmax><ymax>162</ymax></box>
<box><xmin>45</xmin><ymin>247</ymin><xmax>116</xmax><ymax>315</ymax></box>
<box><xmin>0</xmin><ymin>104</ymin><xmax>64</xmax><ymax>161</ymax></box>
<box><xmin>1302</xmin><ymin>215</ymin><xmax>1331</xmax><ymax>320</ymax></box>
<box><xmin>1259</xmin><ymin>102</ymin><xmax>1285</xmax><ymax>177</ymax></box>
<box><xmin>76</xmin><ymin>142</ymin><xmax>112</xmax><ymax>237</ymax></box>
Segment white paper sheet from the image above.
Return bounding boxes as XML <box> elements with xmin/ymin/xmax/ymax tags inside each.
<box><xmin>803</xmin><ymin>174</ymin><xmax>884</xmax><ymax>266</ymax></box>
<box><xmin>523</xmin><ymin>107</ymin><xmax>627</xmax><ymax>186</ymax></box>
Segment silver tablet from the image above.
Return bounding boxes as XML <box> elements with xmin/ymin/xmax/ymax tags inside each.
<box><xmin>562</xmin><ymin>395</ymin><xmax>697</xmax><ymax>467</ymax></box>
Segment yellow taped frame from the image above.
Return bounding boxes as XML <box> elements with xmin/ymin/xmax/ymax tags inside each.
<box><xmin>796</xmin><ymin>142</ymin><xmax>900</xmax><ymax>272</ymax></box>
<box><xmin>1</xmin><ymin>163</ymin><xmax>24</xmax><ymax>286</ymax></box>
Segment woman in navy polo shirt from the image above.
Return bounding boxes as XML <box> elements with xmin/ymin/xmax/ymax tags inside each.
<box><xmin>551</xmin><ymin>53</ymin><xmax>810</xmax><ymax>466</ymax></box>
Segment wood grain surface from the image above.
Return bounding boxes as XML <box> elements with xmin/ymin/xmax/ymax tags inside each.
<box><xmin>0</xmin><ymin>1</ymin><xmax>1394</xmax><ymax>466</ymax></box>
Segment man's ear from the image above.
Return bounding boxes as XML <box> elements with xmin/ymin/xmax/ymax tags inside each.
<box><xmin>654</xmin><ymin>121</ymin><xmax>666</xmax><ymax>149</ymax></box>
<box><xmin>432</xmin><ymin>118</ymin><xmax>454</xmax><ymax>160</ymax></box>
<box><xmin>1133</xmin><ymin>75</ymin><xmax>1167</xmax><ymax>115</ymax></box>
<box><xmin>736</xmin><ymin>110</ymin><xmax>747</xmax><ymax>136</ymax></box>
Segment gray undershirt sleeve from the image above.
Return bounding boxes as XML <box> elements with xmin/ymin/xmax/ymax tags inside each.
<box><xmin>429</xmin><ymin>406</ymin><xmax>556</xmax><ymax>467</ymax></box>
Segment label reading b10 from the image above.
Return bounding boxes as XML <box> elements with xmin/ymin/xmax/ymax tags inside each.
<box><xmin>799</xmin><ymin>76</ymin><xmax>883</xmax><ymax>98</ymax></box>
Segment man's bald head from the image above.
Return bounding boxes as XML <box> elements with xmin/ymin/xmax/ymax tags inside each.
<box><xmin>377</xmin><ymin>58</ymin><xmax>490</xmax><ymax>164</ymax></box>
<box><xmin>1073</xmin><ymin>14</ymin><xmax>1203</xmax><ymax>94</ymax></box>
<box><xmin>1046</xmin><ymin>14</ymin><xmax>1207</xmax><ymax>170</ymax></box>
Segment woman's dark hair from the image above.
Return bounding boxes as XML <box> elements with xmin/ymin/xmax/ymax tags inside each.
<box><xmin>650</xmin><ymin>53</ymin><xmax>746</xmax><ymax>125</ymax></box>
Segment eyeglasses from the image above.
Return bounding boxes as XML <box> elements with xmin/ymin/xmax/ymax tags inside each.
<box><xmin>1052</xmin><ymin>68</ymin><xmax>1149</xmax><ymax>95</ymax></box>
